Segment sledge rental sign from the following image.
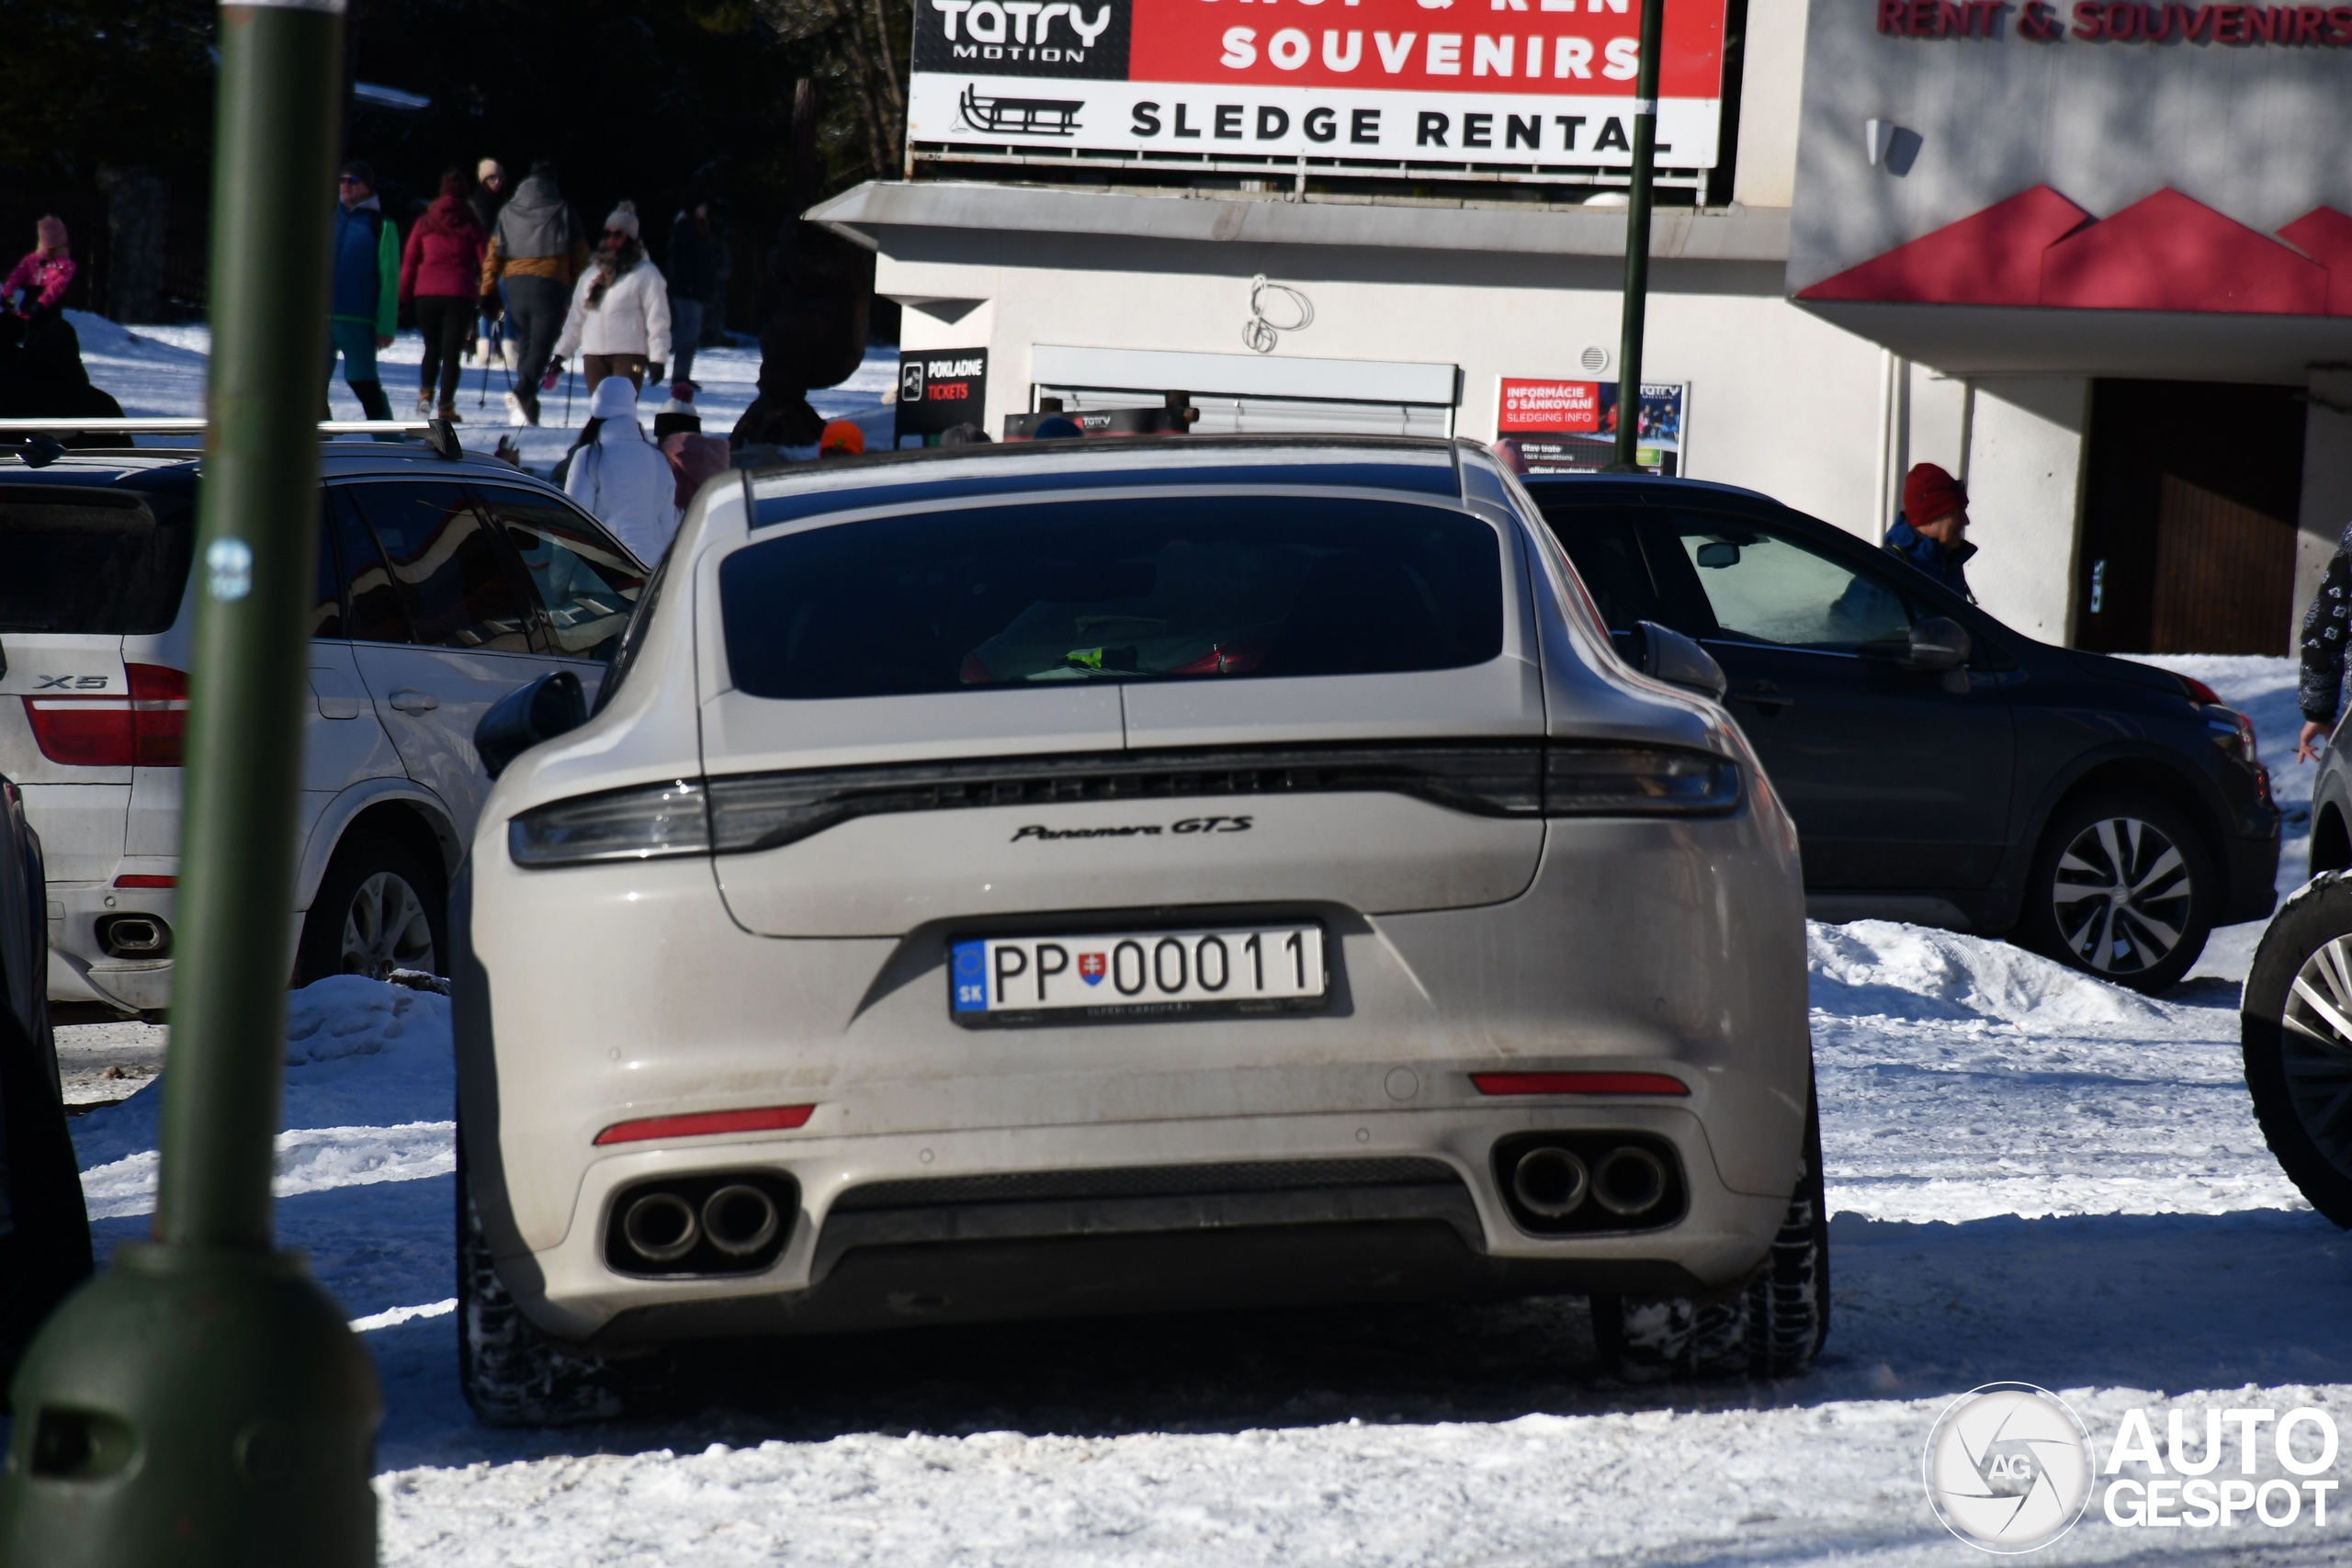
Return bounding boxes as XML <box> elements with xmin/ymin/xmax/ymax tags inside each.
<box><xmin>907</xmin><ymin>0</ymin><xmax>1727</xmax><ymax>177</ymax></box>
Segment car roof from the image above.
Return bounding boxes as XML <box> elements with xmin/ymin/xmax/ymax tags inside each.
<box><xmin>746</xmin><ymin>434</ymin><xmax>1478</xmax><ymax>530</ymax></box>
<box><xmin>0</xmin><ymin>440</ymin><xmax>571</xmax><ymax>499</ymax></box>
<box><xmin>1514</xmin><ymin>471</ymin><xmax>1782</xmax><ymax>511</ymax></box>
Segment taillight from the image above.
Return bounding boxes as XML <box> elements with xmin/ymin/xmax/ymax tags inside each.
<box><xmin>22</xmin><ymin>664</ymin><xmax>187</xmax><ymax>768</ymax></box>
<box><xmin>2178</xmin><ymin>674</ymin><xmax>2224</xmax><ymax>706</ymax></box>
<box><xmin>129</xmin><ymin>664</ymin><xmax>187</xmax><ymax>766</ymax></box>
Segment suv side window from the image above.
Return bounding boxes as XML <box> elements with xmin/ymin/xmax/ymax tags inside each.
<box><xmin>1541</xmin><ymin>507</ymin><xmax>1669</xmax><ymax>633</ymax></box>
<box><xmin>326</xmin><ymin>486</ymin><xmax>411</xmax><ymax>643</ymax></box>
<box><xmin>340</xmin><ymin>481</ymin><xmax>537</xmax><ymax>653</ymax></box>
<box><xmin>1668</xmin><ymin>514</ymin><xmax>1917</xmax><ymax>650</ymax></box>
<box><xmin>311</xmin><ymin>491</ymin><xmax>346</xmax><ymax>638</ymax></box>
<box><xmin>472</xmin><ymin>485</ymin><xmax>648</xmax><ymax>663</ymax></box>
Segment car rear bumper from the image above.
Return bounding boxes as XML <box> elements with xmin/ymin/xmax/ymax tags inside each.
<box><xmin>495</xmin><ymin>1106</ymin><xmax>1791</xmax><ymax>1343</ymax></box>
<box><xmin>2222</xmin><ymin>829</ymin><xmax>2282</xmax><ymax>926</ymax></box>
<box><xmin>45</xmin><ymin>879</ymin><xmax>175</xmax><ymax>1011</ymax></box>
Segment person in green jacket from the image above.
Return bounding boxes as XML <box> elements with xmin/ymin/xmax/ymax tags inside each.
<box><xmin>326</xmin><ymin>160</ymin><xmax>400</xmax><ymax>423</ymax></box>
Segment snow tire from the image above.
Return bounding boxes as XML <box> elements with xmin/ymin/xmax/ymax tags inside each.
<box><xmin>297</xmin><ymin>829</ymin><xmax>447</xmax><ymax>987</ymax></box>
<box><xmin>1592</xmin><ymin>1089</ymin><xmax>1828</xmax><ymax>1382</ymax></box>
<box><xmin>2242</xmin><ymin>871</ymin><xmax>2352</xmax><ymax>1227</ymax></box>
<box><xmin>458</xmin><ymin>1172</ymin><xmax>645</xmax><ymax>1426</ymax></box>
<box><xmin>2018</xmin><ymin>790</ymin><xmax>2215</xmax><ymax>995</ymax></box>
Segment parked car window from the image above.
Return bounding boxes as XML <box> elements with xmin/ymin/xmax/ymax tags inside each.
<box><xmin>340</xmin><ymin>481</ymin><xmax>536</xmax><ymax>653</ymax></box>
<box><xmin>720</xmin><ymin>496</ymin><xmax>1505</xmax><ymax>700</ymax></box>
<box><xmin>473</xmin><ymin>485</ymin><xmax>647</xmax><ymax>663</ymax></box>
<box><xmin>311</xmin><ymin>491</ymin><xmax>346</xmax><ymax>639</ymax></box>
<box><xmin>326</xmin><ymin>486</ymin><xmax>412</xmax><ymax>644</ymax></box>
<box><xmin>0</xmin><ymin>490</ymin><xmax>193</xmax><ymax>634</ymax></box>
<box><xmin>1544</xmin><ymin>508</ymin><xmax>1668</xmax><ymax>632</ymax></box>
<box><xmin>1672</xmin><ymin>517</ymin><xmax>1915</xmax><ymax>649</ymax></box>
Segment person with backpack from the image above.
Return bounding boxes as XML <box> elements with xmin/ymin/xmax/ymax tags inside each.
<box><xmin>327</xmin><ymin>160</ymin><xmax>399</xmax><ymax>423</ymax></box>
<box><xmin>399</xmin><ymin>169</ymin><xmax>490</xmax><ymax>422</ymax></box>
<box><xmin>482</xmin><ymin>160</ymin><xmax>590</xmax><ymax>425</ymax></box>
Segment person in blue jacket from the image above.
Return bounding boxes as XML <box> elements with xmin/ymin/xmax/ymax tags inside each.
<box><xmin>1883</xmin><ymin>462</ymin><xmax>1975</xmax><ymax>598</ymax></box>
<box><xmin>326</xmin><ymin>160</ymin><xmax>399</xmax><ymax>423</ymax></box>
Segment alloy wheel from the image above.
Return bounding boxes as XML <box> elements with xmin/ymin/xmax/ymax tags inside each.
<box><xmin>341</xmin><ymin>869</ymin><xmax>435</xmax><ymax>979</ymax></box>
<box><xmin>2279</xmin><ymin>936</ymin><xmax>2352</xmax><ymax>1179</ymax></box>
<box><xmin>2048</xmin><ymin>815</ymin><xmax>2191</xmax><ymax>976</ymax></box>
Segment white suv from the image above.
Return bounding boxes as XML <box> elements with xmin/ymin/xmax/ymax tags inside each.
<box><xmin>455</xmin><ymin>436</ymin><xmax>1821</xmax><ymax>1423</ymax></box>
<box><xmin>0</xmin><ymin>441</ymin><xmax>648</xmax><ymax>1011</ymax></box>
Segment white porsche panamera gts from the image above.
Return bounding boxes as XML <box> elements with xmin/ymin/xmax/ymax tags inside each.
<box><xmin>451</xmin><ymin>435</ymin><xmax>1823</xmax><ymax>1422</ymax></box>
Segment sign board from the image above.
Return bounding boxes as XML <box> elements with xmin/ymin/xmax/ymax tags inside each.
<box><xmin>1495</xmin><ymin>375</ymin><xmax>1684</xmax><ymax>474</ymax></box>
<box><xmin>896</xmin><ymin>348</ymin><xmax>989</xmax><ymax>439</ymax></box>
<box><xmin>908</xmin><ymin>0</ymin><xmax>1727</xmax><ymax>178</ymax></box>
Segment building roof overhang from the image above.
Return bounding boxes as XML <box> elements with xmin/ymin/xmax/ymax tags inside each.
<box><xmin>808</xmin><ymin>180</ymin><xmax>1792</xmax><ymax>264</ymax></box>
<box><xmin>1793</xmin><ymin>298</ymin><xmax>2352</xmax><ymax>384</ymax></box>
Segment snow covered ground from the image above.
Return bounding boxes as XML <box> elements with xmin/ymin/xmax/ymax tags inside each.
<box><xmin>26</xmin><ymin>659</ymin><xmax>2343</xmax><ymax>1564</ymax></box>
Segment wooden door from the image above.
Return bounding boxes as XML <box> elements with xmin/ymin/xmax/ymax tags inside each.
<box><xmin>2147</xmin><ymin>474</ymin><xmax>2296</xmax><ymax>655</ymax></box>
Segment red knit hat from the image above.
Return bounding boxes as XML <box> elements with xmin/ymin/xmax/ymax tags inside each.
<box><xmin>1903</xmin><ymin>463</ymin><xmax>1967</xmax><ymax>526</ymax></box>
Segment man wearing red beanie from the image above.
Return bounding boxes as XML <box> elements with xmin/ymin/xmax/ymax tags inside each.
<box><xmin>1883</xmin><ymin>462</ymin><xmax>1975</xmax><ymax>597</ymax></box>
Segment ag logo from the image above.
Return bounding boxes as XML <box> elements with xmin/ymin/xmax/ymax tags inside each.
<box><xmin>1924</xmin><ymin>1383</ymin><xmax>2095</xmax><ymax>1553</ymax></box>
<box><xmin>901</xmin><ymin>360</ymin><xmax>925</xmax><ymax>403</ymax></box>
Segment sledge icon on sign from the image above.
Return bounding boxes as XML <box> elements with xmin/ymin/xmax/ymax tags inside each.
<box><xmin>959</xmin><ymin>85</ymin><xmax>1082</xmax><ymax>137</ymax></box>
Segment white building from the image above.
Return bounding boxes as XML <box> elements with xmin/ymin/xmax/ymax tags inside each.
<box><xmin>816</xmin><ymin>0</ymin><xmax>2352</xmax><ymax>654</ymax></box>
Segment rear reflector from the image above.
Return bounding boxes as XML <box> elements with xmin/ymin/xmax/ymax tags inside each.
<box><xmin>593</xmin><ymin>1104</ymin><xmax>815</xmax><ymax>1145</ymax></box>
<box><xmin>1472</xmin><ymin>1072</ymin><xmax>1690</xmax><ymax>1097</ymax></box>
<box><xmin>114</xmin><ymin>874</ymin><xmax>177</xmax><ymax>888</ymax></box>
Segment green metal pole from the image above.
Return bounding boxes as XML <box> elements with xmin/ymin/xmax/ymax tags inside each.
<box><xmin>1607</xmin><ymin>0</ymin><xmax>1668</xmax><ymax>473</ymax></box>
<box><xmin>0</xmin><ymin>4</ymin><xmax>383</xmax><ymax>1562</ymax></box>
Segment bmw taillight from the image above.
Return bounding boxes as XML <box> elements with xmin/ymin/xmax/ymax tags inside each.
<box><xmin>23</xmin><ymin>664</ymin><xmax>188</xmax><ymax>768</ymax></box>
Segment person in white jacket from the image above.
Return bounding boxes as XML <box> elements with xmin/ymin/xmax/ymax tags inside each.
<box><xmin>551</xmin><ymin>201</ymin><xmax>671</xmax><ymax>394</ymax></box>
<box><xmin>563</xmin><ymin>374</ymin><xmax>681</xmax><ymax>564</ymax></box>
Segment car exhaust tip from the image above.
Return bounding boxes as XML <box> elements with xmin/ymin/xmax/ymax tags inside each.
<box><xmin>1510</xmin><ymin>1145</ymin><xmax>1591</xmax><ymax>1218</ymax></box>
<box><xmin>1593</xmin><ymin>1146</ymin><xmax>1668</xmax><ymax>1217</ymax></box>
<box><xmin>97</xmin><ymin>915</ymin><xmax>170</xmax><ymax>958</ymax></box>
<box><xmin>621</xmin><ymin>1190</ymin><xmax>700</xmax><ymax>1263</ymax></box>
<box><xmin>701</xmin><ymin>1183</ymin><xmax>780</xmax><ymax>1258</ymax></box>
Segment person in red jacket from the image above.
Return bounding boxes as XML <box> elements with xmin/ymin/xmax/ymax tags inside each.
<box><xmin>399</xmin><ymin>170</ymin><xmax>490</xmax><ymax>421</ymax></box>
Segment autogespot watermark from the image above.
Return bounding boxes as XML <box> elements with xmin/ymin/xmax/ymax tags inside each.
<box><xmin>1922</xmin><ymin>1384</ymin><xmax>2342</xmax><ymax>1553</ymax></box>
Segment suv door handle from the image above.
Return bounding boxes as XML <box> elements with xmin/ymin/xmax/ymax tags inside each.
<box><xmin>1731</xmin><ymin>681</ymin><xmax>1794</xmax><ymax>711</ymax></box>
<box><xmin>387</xmin><ymin>688</ymin><xmax>440</xmax><ymax>714</ymax></box>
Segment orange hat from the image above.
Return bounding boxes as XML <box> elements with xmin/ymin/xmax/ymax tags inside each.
<box><xmin>819</xmin><ymin>420</ymin><xmax>865</xmax><ymax>456</ymax></box>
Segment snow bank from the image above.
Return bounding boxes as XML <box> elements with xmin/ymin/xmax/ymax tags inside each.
<box><xmin>1806</xmin><ymin>919</ymin><xmax>2181</xmax><ymax>1029</ymax></box>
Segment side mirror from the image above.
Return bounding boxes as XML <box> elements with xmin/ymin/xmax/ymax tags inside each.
<box><xmin>1906</xmin><ymin>616</ymin><xmax>1972</xmax><ymax>671</ymax></box>
<box><xmin>474</xmin><ymin>671</ymin><xmax>586</xmax><ymax>780</ymax></box>
<box><xmin>1629</xmin><ymin>619</ymin><xmax>1729</xmax><ymax>703</ymax></box>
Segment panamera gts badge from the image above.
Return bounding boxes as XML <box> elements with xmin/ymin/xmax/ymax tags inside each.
<box><xmin>1009</xmin><ymin>817</ymin><xmax>1253</xmax><ymax>842</ymax></box>
<box><xmin>960</xmin><ymin>85</ymin><xmax>1082</xmax><ymax>136</ymax></box>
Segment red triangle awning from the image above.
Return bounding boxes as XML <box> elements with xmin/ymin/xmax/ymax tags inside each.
<box><xmin>2281</xmin><ymin>207</ymin><xmax>2352</xmax><ymax>317</ymax></box>
<box><xmin>1795</xmin><ymin>186</ymin><xmax>2091</xmax><ymax>307</ymax></box>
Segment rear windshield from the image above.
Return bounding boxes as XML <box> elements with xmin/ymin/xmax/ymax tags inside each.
<box><xmin>719</xmin><ymin>495</ymin><xmax>1505</xmax><ymax>700</ymax></box>
<box><xmin>0</xmin><ymin>492</ymin><xmax>193</xmax><ymax>634</ymax></box>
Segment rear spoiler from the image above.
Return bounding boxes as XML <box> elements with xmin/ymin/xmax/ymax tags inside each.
<box><xmin>0</xmin><ymin>415</ymin><xmax>464</xmax><ymax>462</ymax></box>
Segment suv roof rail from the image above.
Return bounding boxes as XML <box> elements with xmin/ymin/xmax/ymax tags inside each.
<box><xmin>0</xmin><ymin>417</ymin><xmax>433</xmax><ymax>435</ymax></box>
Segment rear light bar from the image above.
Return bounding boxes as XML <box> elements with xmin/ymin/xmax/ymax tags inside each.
<box><xmin>507</xmin><ymin>741</ymin><xmax>1741</xmax><ymax>868</ymax></box>
<box><xmin>593</xmin><ymin>1103</ymin><xmax>815</xmax><ymax>1145</ymax></box>
<box><xmin>22</xmin><ymin>664</ymin><xmax>188</xmax><ymax>768</ymax></box>
<box><xmin>1472</xmin><ymin>1072</ymin><xmax>1690</xmax><ymax>1097</ymax></box>
<box><xmin>114</xmin><ymin>874</ymin><xmax>177</xmax><ymax>888</ymax></box>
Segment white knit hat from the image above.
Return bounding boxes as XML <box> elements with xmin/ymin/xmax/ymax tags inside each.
<box><xmin>602</xmin><ymin>199</ymin><xmax>640</xmax><ymax>239</ymax></box>
<box><xmin>588</xmin><ymin>376</ymin><xmax>639</xmax><ymax>420</ymax></box>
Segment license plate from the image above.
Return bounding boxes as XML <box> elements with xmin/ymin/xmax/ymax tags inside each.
<box><xmin>950</xmin><ymin>924</ymin><xmax>1327</xmax><ymax>1024</ymax></box>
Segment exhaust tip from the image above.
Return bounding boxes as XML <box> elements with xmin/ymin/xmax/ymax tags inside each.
<box><xmin>701</xmin><ymin>1183</ymin><xmax>780</xmax><ymax>1258</ymax></box>
<box><xmin>1510</xmin><ymin>1145</ymin><xmax>1590</xmax><ymax>1218</ymax></box>
<box><xmin>97</xmin><ymin>915</ymin><xmax>170</xmax><ymax>958</ymax></box>
<box><xmin>1593</xmin><ymin>1146</ymin><xmax>1668</xmax><ymax>1217</ymax></box>
<box><xmin>621</xmin><ymin>1190</ymin><xmax>700</xmax><ymax>1263</ymax></box>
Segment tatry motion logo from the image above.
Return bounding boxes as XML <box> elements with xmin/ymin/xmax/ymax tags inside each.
<box><xmin>1923</xmin><ymin>1383</ymin><xmax>2096</xmax><ymax>1553</ymax></box>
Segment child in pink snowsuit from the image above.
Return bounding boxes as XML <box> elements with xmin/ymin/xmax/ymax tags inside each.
<box><xmin>3</xmin><ymin>216</ymin><xmax>77</xmax><ymax>318</ymax></box>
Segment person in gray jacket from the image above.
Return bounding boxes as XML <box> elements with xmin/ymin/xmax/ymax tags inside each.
<box><xmin>481</xmin><ymin>161</ymin><xmax>589</xmax><ymax>425</ymax></box>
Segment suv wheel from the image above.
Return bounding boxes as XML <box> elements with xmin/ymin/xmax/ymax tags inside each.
<box><xmin>2019</xmin><ymin>792</ymin><xmax>2213</xmax><ymax>994</ymax></box>
<box><xmin>2242</xmin><ymin>874</ymin><xmax>2352</xmax><ymax>1226</ymax></box>
<box><xmin>296</xmin><ymin>831</ymin><xmax>446</xmax><ymax>986</ymax></box>
<box><xmin>1591</xmin><ymin>1089</ymin><xmax>1827</xmax><ymax>1381</ymax></box>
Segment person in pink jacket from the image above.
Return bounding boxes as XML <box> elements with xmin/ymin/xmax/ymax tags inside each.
<box><xmin>399</xmin><ymin>170</ymin><xmax>490</xmax><ymax>420</ymax></box>
<box><xmin>2</xmin><ymin>217</ymin><xmax>76</xmax><ymax>320</ymax></box>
